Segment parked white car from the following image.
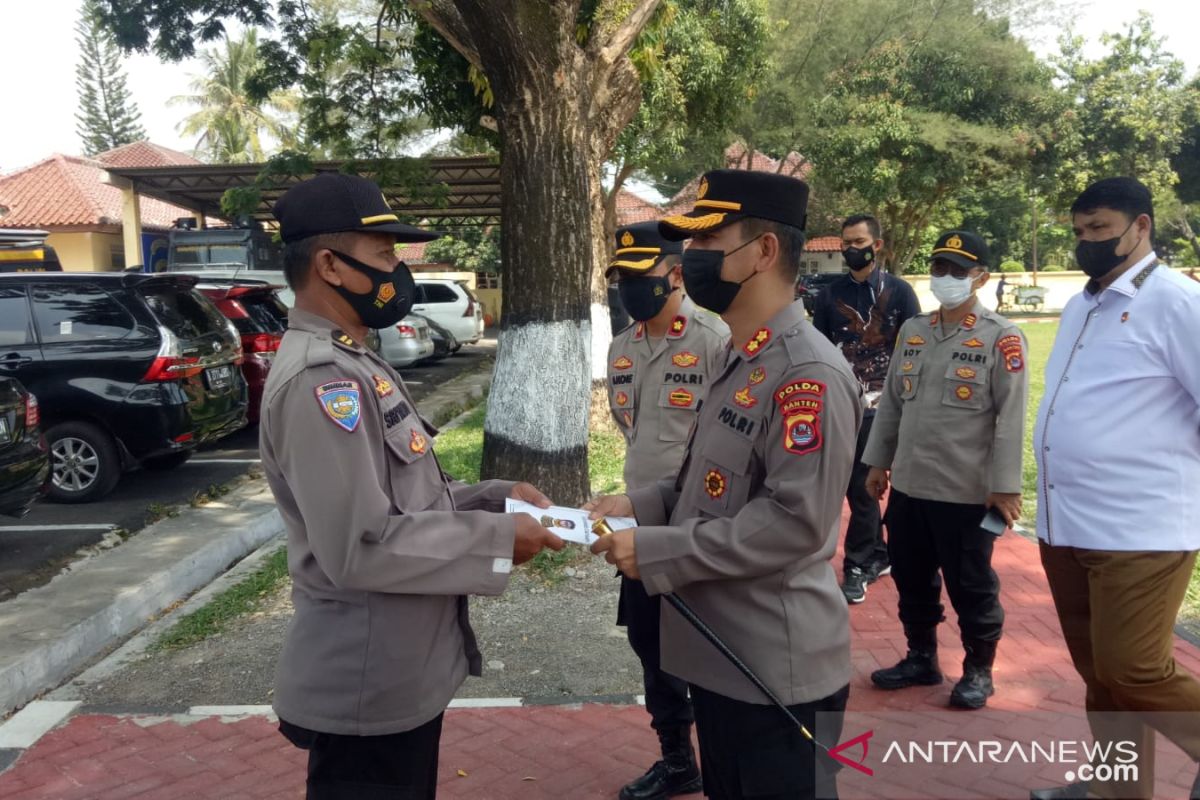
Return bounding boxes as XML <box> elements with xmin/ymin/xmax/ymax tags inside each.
<box><xmin>412</xmin><ymin>280</ymin><xmax>485</xmax><ymax>348</ymax></box>
<box><xmin>375</xmin><ymin>315</ymin><xmax>435</xmax><ymax>368</ymax></box>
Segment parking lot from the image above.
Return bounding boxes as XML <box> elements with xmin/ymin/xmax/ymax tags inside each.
<box><xmin>0</xmin><ymin>342</ymin><xmax>496</xmax><ymax>602</ymax></box>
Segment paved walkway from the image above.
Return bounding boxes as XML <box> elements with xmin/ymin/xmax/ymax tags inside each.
<box><xmin>2</xmin><ymin>527</ymin><xmax>1198</xmax><ymax>799</ymax></box>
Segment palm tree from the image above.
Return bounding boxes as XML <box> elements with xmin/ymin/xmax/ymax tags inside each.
<box><xmin>172</xmin><ymin>30</ymin><xmax>296</xmax><ymax>162</ymax></box>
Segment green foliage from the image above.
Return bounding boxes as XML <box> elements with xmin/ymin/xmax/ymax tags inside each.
<box><xmin>999</xmin><ymin>260</ymin><xmax>1025</xmax><ymax>273</ymax></box>
<box><xmin>423</xmin><ymin>226</ymin><xmax>501</xmax><ymax>273</ymax></box>
<box><xmin>75</xmin><ymin>0</ymin><xmax>146</xmax><ymax>155</ymax></box>
<box><xmin>172</xmin><ymin>29</ymin><xmax>297</xmax><ymax>162</ymax></box>
<box><xmin>1050</xmin><ymin>13</ymin><xmax>1198</xmax><ymax>209</ymax></box>
<box><xmin>1039</xmin><ymin>263</ymin><xmax>1066</xmax><ymax>272</ymax></box>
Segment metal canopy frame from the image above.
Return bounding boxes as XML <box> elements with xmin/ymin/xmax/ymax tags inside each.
<box><xmin>104</xmin><ymin>156</ymin><xmax>502</xmax><ymax>229</ymax></box>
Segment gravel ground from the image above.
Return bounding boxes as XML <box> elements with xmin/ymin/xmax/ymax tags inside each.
<box><xmin>73</xmin><ymin>547</ymin><xmax>645</xmax><ymax>710</ymax></box>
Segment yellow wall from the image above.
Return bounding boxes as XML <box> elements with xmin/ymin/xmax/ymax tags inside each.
<box><xmin>45</xmin><ymin>232</ymin><xmax>124</xmax><ymax>272</ymax></box>
<box><xmin>475</xmin><ymin>288</ymin><xmax>501</xmax><ymax>325</ymax></box>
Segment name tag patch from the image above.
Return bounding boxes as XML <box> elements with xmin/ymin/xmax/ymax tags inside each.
<box><xmin>383</xmin><ymin>400</ymin><xmax>413</xmax><ymax>429</ymax></box>
<box><xmin>316</xmin><ymin>380</ymin><xmax>362</xmax><ymax>433</ymax></box>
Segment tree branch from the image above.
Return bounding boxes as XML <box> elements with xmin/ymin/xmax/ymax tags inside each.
<box><xmin>406</xmin><ymin>0</ymin><xmax>482</xmax><ymax>70</ymax></box>
<box><xmin>590</xmin><ymin>0</ymin><xmax>663</xmax><ymax>66</ymax></box>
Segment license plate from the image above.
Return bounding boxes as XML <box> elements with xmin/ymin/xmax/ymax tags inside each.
<box><xmin>0</xmin><ymin>416</ymin><xmax>9</xmax><ymax>444</ymax></box>
<box><xmin>206</xmin><ymin>365</ymin><xmax>233</xmax><ymax>390</ymax></box>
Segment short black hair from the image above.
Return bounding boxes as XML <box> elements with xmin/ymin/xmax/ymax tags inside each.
<box><xmin>282</xmin><ymin>232</ymin><xmax>353</xmax><ymax>291</ymax></box>
<box><xmin>842</xmin><ymin>213</ymin><xmax>881</xmax><ymax>241</ymax></box>
<box><xmin>741</xmin><ymin>218</ymin><xmax>807</xmax><ymax>283</ymax></box>
<box><xmin>1070</xmin><ymin>177</ymin><xmax>1154</xmax><ymax>232</ymax></box>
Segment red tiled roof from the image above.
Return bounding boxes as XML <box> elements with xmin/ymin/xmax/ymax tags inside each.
<box><xmin>804</xmin><ymin>236</ymin><xmax>843</xmax><ymax>253</ymax></box>
<box><xmin>0</xmin><ymin>153</ymin><xmax>197</xmax><ymax>231</ymax></box>
<box><xmin>94</xmin><ymin>140</ymin><xmax>202</xmax><ymax>168</ymax></box>
<box><xmin>615</xmin><ymin>188</ymin><xmax>660</xmax><ymax>226</ymax></box>
<box><xmin>397</xmin><ymin>241</ymin><xmax>433</xmax><ymax>263</ymax></box>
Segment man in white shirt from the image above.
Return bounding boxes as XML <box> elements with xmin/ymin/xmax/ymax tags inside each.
<box><xmin>1032</xmin><ymin>177</ymin><xmax>1200</xmax><ymax>800</ymax></box>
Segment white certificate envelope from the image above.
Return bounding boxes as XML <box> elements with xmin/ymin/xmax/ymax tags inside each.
<box><xmin>504</xmin><ymin>498</ymin><xmax>636</xmax><ymax>545</ymax></box>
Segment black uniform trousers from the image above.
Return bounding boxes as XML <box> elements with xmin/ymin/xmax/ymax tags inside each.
<box><xmin>885</xmin><ymin>489</ymin><xmax>1004</xmax><ymax>642</ymax></box>
<box><xmin>842</xmin><ymin>413</ymin><xmax>888</xmax><ymax>574</ymax></box>
<box><xmin>690</xmin><ymin>683</ymin><xmax>849</xmax><ymax>800</ymax></box>
<box><xmin>619</xmin><ymin>575</ymin><xmax>695</xmax><ymax>731</ymax></box>
<box><xmin>279</xmin><ymin>714</ymin><xmax>443</xmax><ymax>800</ymax></box>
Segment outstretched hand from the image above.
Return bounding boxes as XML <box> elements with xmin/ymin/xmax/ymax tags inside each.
<box><xmin>510</xmin><ymin>482</ymin><xmax>552</xmax><ymax>509</ymax></box>
<box><xmin>590</xmin><ymin>529</ymin><xmax>639</xmax><ymax>580</ymax></box>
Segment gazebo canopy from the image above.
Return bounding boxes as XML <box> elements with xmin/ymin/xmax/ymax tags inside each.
<box><xmin>103</xmin><ymin>156</ymin><xmax>502</xmax><ymax>229</ymax></box>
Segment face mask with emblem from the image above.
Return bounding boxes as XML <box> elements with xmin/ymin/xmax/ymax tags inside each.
<box><xmin>1074</xmin><ymin>219</ymin><xmax>1140</xmax><ymax>280</ymax></box>
<box><xmin>930</xmin><ymin>273</ymin><xmax>978</xmax><ymax>308</ymax></box>
<box><xmin>682</xmin><ymin>236</ymin><xmax>762</xmax><ymax>314</ymax></box>
<box><xmin>618</xmin><ymin>271</ymin><xmax>676</xmax><ymax>322</ymax></box>
<box><xmin>328</xmin><ymin>249</ymin><xmax>416</xmax><ymax>329</ymax></box>
<box><xmin>842</xmin><ymin>245</ymin><xmax>875</xmax><ymax>272</ymax></box>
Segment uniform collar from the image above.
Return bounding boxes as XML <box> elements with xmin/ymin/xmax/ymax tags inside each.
<box><xmin>1085</xmin><ymin>251</ymin><xmax>1159</xmax><ymax>300</ymax></box>
<box><xmin>929</xmin><ymin>297</ymin><xmax>986</xmax><ymax>340</ymax></box>
<box><xmin>736</xmin><ymin>300</ymin><xmax>807</xmax><ymax>361</ymax></box>
<box><xmin>634</xmin><ymin>295</ymin><xmax>696</xmax><ymax>343</ymax></box>
<box><xmin>287</xmin><ymin>308</ymin><xmax>365</xmax><ymax>352</ymax></box>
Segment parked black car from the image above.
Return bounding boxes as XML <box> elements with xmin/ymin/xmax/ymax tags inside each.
<box><xmin>796</xmin><ymin>272</ymin><xmax>845</xmax><ymax>315</ymax></box>
<box><xmin>0</xmin><ymin>376</ymin><xmax>49</xmax><ymax>517</ymax></box>
<box><xmin>0</xmin><ymin>273</ymin><xmax>247</xmax><ymax>503</ymax></box>
<box><xmin>412</xmin><ymin>313</ymin><xmax>458</xmax><ymax>363</ymax></box>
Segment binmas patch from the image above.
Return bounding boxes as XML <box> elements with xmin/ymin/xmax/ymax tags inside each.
<box><xmin>316</xmin><ymin>380</ymin><xmax>362</xmax><ymax>433</ymax></box>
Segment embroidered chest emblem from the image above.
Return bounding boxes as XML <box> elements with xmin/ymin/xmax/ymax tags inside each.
<box><xmin>748</xmin><ymin>367</ymin><xmax>766</xmax><ymax>385</ymax></box>
<box><xmin>955</xmin><ymin>367</ymin><xmax>977</xmax><ymax>380</ymax></box>
<box><xmin>613</xmin><ymin>355</ymin><xmax>633</xmax><ymax>370</ymax></box>
<box><xmin>962</xmin><ymin>337</ymin><xmax>985</xmax><ymax>349</ymax></box>
<box><xmin>733</xmin><ymin>387</ymin><xmax>757</xmax><ymax>409</ymax></box>
<box><xmin>704</xmin><ymin>468</ymin><xmax>727</xmax><ymax>499</ymax></box>
<box><xmin>409</xmin><ymin>428</ymin><xmax>428</xmax><ymax>454</ymax></box>
<box><xmin>373</xmin><ymin>375</ymin><xmax>395</xmax><ymax>398</ymax></box>
<box><xmin>673</xmin><ymin>351</ymin><xmax>700</xmax><ymax>368</ymax></box>
<box><xmin>955</xmin><ymin>385</ymin><xmax>974</xmax><ymax>401</ymax></box>
<box><xmin>668</xmin><ymin>389</ymin><xmax>694</xmax><ymax>407</ymax></box>
<box><xmin>906</xmin><ymin>335</ymin><xmax>926</xmax><ymax>346</ymax></box>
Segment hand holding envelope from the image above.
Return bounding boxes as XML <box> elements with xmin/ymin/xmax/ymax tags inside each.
<box><xmin>504</xmin><ymin>498</ymin><xmax>635</xmax><ymax>546</ymax></box>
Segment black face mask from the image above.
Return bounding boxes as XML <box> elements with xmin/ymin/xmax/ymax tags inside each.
<box><xmin>1075</xmin><ymin>220</ymin><xmax>1140</xmax><ymax>280</ymax></box>
<box><xmin>843</xmin><ymin>245</ymin><xmax>875</xmax><ymax>272</ymax></box>
<box><xmin>618</xmin><ymin>272</ymin><xmax>676</xmax><ymax>322</ymax></box>
<box><xmin>328</xmin><ymin>249</ymin><xmax>416</xmax><ymax>329</ymax></box>
<box><xmin>682</xmin><ymin>236</ymin><xmax>762</xmax><ymax>314</ymax></box>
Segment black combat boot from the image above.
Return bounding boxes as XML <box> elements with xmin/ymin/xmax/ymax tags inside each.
<box><xmin>950</xmin><ymin>639</ymin><xmax>997</xmax><ymax>709</ymax></box>
<box><xmin>871</xmin><ymin>627</ymin><xmax>944</xmax><ymax>690</ymax></box>
<box><xmin>619</xmin><ymin>725</ymin><xmax>702</xmax><ymax>800</ymax></box>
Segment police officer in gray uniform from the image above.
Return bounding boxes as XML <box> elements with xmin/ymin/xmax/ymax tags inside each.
<box><xmin>260</xmin><ymin>173</ymin><xmax>563</xmax><ymax>799</ymax></box>
<box><xmin>601</xmin><ymin>221</ymin><xmax>729</xmax><ymax>800</ymax></box>
<box><xmin>863</xmin><ymin>230</ymin><xmax>1028</xmax><ymax>710</ymax></box>
<box><xmin>592</xmin><ymin>170</ymin><xmax>861</xmax><ymax>800</ymax></box>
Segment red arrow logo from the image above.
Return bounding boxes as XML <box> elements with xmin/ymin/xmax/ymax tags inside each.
<box><xmin>828</xmin><ymin>730</ymin><xmax>874</xmax><ymax>776</ymax></box>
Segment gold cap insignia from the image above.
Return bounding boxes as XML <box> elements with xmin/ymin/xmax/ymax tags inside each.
<box><xmin>697</xmin><ymin>177</ymin><xmax>709</xmax><ymax>200</ymax></box>
<box><xmin>620</xmin><ymin>231</ymin><xmax>635</xmax><ymax>247</ymax></box>
<box><xmin>946</xmin><ymin>235</ymin><xmax>963</xmax><ymax>249</ymax></box>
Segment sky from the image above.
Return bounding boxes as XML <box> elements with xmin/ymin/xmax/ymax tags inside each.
<box><xmin>1</xmin><ymin>0</ymin><xmax>1199</xmax><ymax>174</ymax></box>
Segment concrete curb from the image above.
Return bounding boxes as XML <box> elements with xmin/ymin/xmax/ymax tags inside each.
<box><xmin>0</xmin><ymin>359</ymin><xmax>496</xmax><ymax>720</ymax></box>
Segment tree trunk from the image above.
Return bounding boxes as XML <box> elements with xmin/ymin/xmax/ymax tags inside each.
<box><xmin>480</xmin><ymin>80</ymin><xmax>593</xmax><ymax>505</ymax></box>
<box><xmin>589</xmin><ymin>160</ymin><xmax>620</xmax><ymax>436</ymax></box>
<box><xmin>1179</xmin><ymin>208</ymin><xmax>1200</xmax><ymax>263</ymax></box>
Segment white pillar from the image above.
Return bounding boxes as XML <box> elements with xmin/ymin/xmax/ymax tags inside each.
<box><xmin>121</xmin><ymin>186</ymin><xmax>143</xmax><ymax>270</ymax></box>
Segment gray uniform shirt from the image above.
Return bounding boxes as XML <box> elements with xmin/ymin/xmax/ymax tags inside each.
<box><xmin>862</xmin><ymin>299</ymin><xmax>1029</xmax><ymax>504</ymax></box>
<box><xmin>628</xmin><ymin>301</ymin><xmax>861</xmax><ymax>705</ymax></box>
<box><xmin>607</xmin><ymin>296</ymin><xmax>730</xmax><ymax>489</ymax></box>
<box><xmin>260</xmin><ymin>309</ymin><xmax>516</xmax><ymax>736</ymax></box>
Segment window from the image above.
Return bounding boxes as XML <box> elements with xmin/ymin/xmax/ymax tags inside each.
<box><xmin>31</xmin><ymin>284</ymin><xmax>135</xmax><ymax>342</ymax></box>
<box><xmin>109</xmin><ymin>244</ymin><xmax>125</xmax><ymax>270</ymax></box>
<box><xmin>475</xmin><ymin>272</ymin><xmax>501</xmax><ymax>289</ymax></box>
<box><xmin>0</xmin><ymin>287</ymin><xmax>33</xmax><ymax>346</ymax></box>
<box><xmin>420</xmin><ymin>283</ymin><xmax>460</xmax><ymax>303</ymax></box>
<box><xmin>140</xmin><ymin>287</ymin><xmax>228</xmax><ymax>341</ymax></box>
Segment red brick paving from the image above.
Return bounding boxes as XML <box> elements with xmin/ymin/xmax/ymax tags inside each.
<box><xmin>2</xmin><ymin>527</ymin><xmax>1198</xmax><ymax>798</ymax></box>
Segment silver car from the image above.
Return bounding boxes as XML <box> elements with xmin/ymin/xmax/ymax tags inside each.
<box><xmin>375</xmin><ymin>315</ymin><xmax>435</xmax><ymax>368</ymax></box>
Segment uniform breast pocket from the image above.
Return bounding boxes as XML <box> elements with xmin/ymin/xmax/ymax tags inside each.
<box><xmin>941</xmin><ymin>362</ymin><xmax>988</xmax><ymax>410</ymax></box>
<box><xmin>657</xmin><ymin>385</ymin><xmax>700</xmax><ymax>442</ymax></box>
<box><xmin>610</xmin><ymin>377</ymin><xmax>636</xmax><ymax>419</ymax></box>
<box><xmin>695</xmin><ymin>429</ymin><xmax>754</xmax><ymax>515</ymax></box>
<box><xmin>383</xmin><ymin>418</ymin><xmax>446</xmax><ymax>513</ymax></box>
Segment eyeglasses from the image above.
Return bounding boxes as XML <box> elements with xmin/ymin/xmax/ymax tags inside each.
<box><xmin>930</xmin><ymin>259</ymin><xmax>979</xmax><ymax>280</ymax></box>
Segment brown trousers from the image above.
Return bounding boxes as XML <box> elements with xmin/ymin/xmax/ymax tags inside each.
<box><xmin>1040</xmin><ymin>543</ymin><xmax>1200</xmax><ymax>799</ymax></box>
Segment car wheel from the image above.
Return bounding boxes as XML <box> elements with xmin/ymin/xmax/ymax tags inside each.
<box><xmin>141</xmin><ymin>452</ymin><xmax>193</xmax><ymax>471</ymax></box>
<box><xmin>46</xmin><ymin>421</ymin><xmax>121</xmax><ymax>504</ymax></box>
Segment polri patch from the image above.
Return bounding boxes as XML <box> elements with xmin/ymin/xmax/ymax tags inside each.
<box><xmin>673</xmin><ymin>351</ymin><xmax>700</xmax><ymax>368</ymax></box>
<box><xmin>316</xmin><ymin>380</ymin><xmax>362</xmax><ymax>433</ymax></box>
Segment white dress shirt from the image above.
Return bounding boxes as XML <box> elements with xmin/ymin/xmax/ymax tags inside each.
<box><xmin>1035</xmin><ymin>253</ymin><xmax>1200</xmax><ymax>550</ymax></box>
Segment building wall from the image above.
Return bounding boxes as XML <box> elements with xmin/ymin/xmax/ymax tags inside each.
<box><xmin>801</xmin><ymin>251</ymin><xmax>845</xmax><ymax>275</ymax></box>
<box><xmin>903</xmin><ymin>269</ymin><xmax>1195</xmax><ymax>314</ymax></box>
<box><xmin>44</xmin><ymin>232</ymin><xmax>125</xmax><ymax>272</ymax></box>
